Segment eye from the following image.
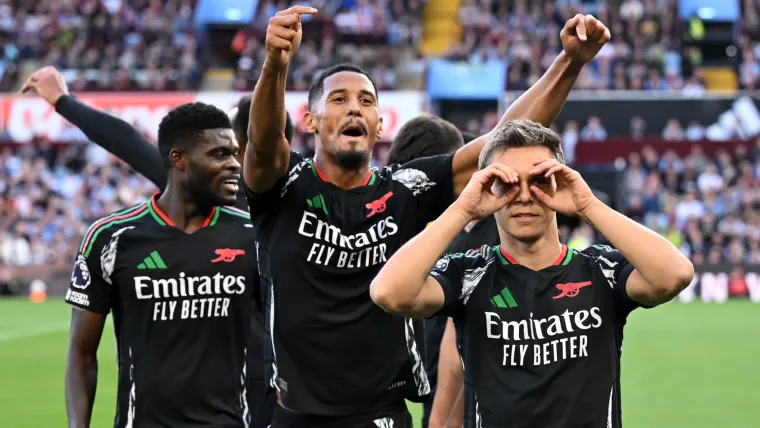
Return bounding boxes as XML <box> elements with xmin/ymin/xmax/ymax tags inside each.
<box><xmin>333</xmin><ymin>97</ymin><xmax>345</xmax><ymax>103</ymax></box>
<box><xmin>361</xmin><ymin>98</ymin><xmax>374</xmax><ymax>105</ymax></box>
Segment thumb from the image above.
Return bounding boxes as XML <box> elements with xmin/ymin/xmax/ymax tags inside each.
<box><xmin>20</xmin><ymin>77</ymin><xmax>36</xmax><ymax>94</ymax></box>
<box><xmin>529</xmin><ymin>185</ymin><xmax>553</xmax><ymax>208</ymax></box>
<box><xmin>575</xmin><ymin>15</ymin><xmax>587</xmax><ymax>42</ymax></box>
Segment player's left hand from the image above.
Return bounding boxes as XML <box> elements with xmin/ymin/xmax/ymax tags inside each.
<box><xmin>561</xmin><ymin>14</ymin><xmax>611</xmax><ymax>65</ymax></box>
<box><xmin>529</xmin><ymin>159</ymin><xmax>599</xmax><ymax>217</ymax></box>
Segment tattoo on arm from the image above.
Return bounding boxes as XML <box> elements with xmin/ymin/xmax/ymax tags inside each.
<box><xmin>580</xmin><ymin>212</ymin><xmax>597</xmax><ymax>231</ymax></box>
<box><xmin>422</xmin><ymin>264</ymin><xmax>434</xmax><ymax>280</ymax></box>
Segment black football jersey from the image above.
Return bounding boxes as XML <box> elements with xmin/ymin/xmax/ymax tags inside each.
<box><xmin>65</xmin><ymin>194</ymin><xmax>259</xmax><ymax>428</ymax></box>
<box><xmin>246</xmin><ymin>150</ymin><xmax>455</xmax><ymax>415</ymax></box>
<box><xmin>430</xmin><ymin>243</ymin><xmax>643</xmax><ymax>428</ymax></box>
<box><xmin>423</xmin><ymin>216</ymin><xmax>498</xmax><ymax>402</ymax></box>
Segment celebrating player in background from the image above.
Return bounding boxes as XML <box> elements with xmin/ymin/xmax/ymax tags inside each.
<box><xmin>386</xmin><ymin>115</ymin><xmax>466</xmax><ymax>428</ymax></box>
<box><xmin>370</xmin><ymin>120</ymin><xmax>694</xmax><ymax>428</ymax></box>
<box><xmin>246</xmin><ymin>4</ymin><xmax>610</xmax><ymax>426</ymax></box>
<box><xmin>64</xmin><ymin>103</ymin><xmax>260</xmax><ymax>428</ymax></box>
<box><xmin>20</xmin><ymin>66</ymin><xmax>294</xmax><ymax>208</ymax></box>
<box><xmin>22</xmin><ymin>67</ymin><xmax>288</xmax><ymax>428</ymax></box>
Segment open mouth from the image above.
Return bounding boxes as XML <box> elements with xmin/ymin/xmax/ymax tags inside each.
<box><xmin>340</xmin><ymin>123</ymin><xmax>367</xmax><ymax>138</ymax></box>
<box><xmin>221</xmin><ymin>177</ymin><xmax>239</xmax><ymax>192</ymax></box>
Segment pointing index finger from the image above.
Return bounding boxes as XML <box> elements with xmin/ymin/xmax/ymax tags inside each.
<box><xmin>275</xmin><ymin>6</ymin><xmax>318</xmax><ymax>16</ymax></box>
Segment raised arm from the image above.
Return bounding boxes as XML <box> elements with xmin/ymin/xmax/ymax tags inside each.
<box><xmin>65</xmin><ymin>309</ymin><xmax>106</xmax><ymax>428</ymax></box>
<box><xmin>21</xmin><ymin>66</ymin><xmax>167</xmax><ymax>190</ymax></box>
<box><xmin>244</xmin><ymin>6</ymin><xmax>317</xmax><ymax>193</ymax></box>
<box><xmin>450</xmin><ymin>14</ymin><xmax>611</xmax><ymax>197</ymax></box>
<box><xmin>529</xmin><ymin>158</ymin><xmax>695</xmax><ymax>307</ymax></box>
<box><xmin>370</xmin><ymin>163</ymin><xmax>519</xmax><ymax>317</ymax></box>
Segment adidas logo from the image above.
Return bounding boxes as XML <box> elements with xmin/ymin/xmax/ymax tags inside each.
<box><xmin>306</xmin><ymin>194</ymin><xmax>328</xmax><ymax>216</ymax></box>
<box><xmin>137</xmin><ymin>251</ymin><xmax>167</xmax><ymax>270</ymax></box>
<box><xmin>491</xmin><ymin>287</ymin><xmax>518</xmax><ymax>308</ymax></box>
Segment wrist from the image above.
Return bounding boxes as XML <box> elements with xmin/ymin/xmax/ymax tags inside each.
<box><xmin>579</xmin><ymin>198</ymin><xmax>605</xmax><ymax>222</ymax></box>
<box><xmin>262</xmin><ymin>59</ymin><xmax>289</xmax><ymax>76</ymax></box>
<box><xmin>558</xmin><ymin>50</ymin><xmax>585</xmax><ymax>74</ymax></box>
<box><xmin>447</xmin><ymin>202</ymin><xmax>477</xmax><ymax>226</ymax></box>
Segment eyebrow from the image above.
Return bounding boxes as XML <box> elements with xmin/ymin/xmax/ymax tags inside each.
<box><xmin>326</xmin><ymin>89</ymin><xmax>376</xmax><ymax>101</ymax></box>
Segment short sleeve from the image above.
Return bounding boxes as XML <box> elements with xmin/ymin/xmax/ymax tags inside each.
<box><xmin>392</xmin><ymin>154</ymin><xmax>455</xmax><ymax>227</ymax></box>
<box><xmin>245</xmin><ymin>150</ymin><xmax>305</xmax><ymax>211</ymax></box>
<box><xmin>429</xmin><ymin>254</ymin><xmax>465</xmax><ymax>318</ymax></box>
<box><xmin>64</xmin><ymin>234</ymin><xmax>114</xmax><ymax>315</ymax></box>
<box><xmin>580</xmin><ymin>244</ymin><xmax>641</xmax><ymax>315</ymax></box>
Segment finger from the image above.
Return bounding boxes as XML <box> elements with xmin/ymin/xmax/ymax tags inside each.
<box><xmin>489</xmin><ymin>162</ymin><xmax>519</xmax><ymax>183</ymax></box>
<box><xmin>574</xmin><ymin>14</ymin><xmax>587</xmax><ymax>41</ymax></box>
<box><xmin>530</xmin><ymin>185</ymin><xmax>554</xmax><ymax>208</ymax></box>
<box><xmin>584</xmin><ymin>15</ymin><xmax>598</xmax><ymax>37</ymax></box>
<box><xmin>269</xmin><ymin>25</ymin><xmax>298</xmax><ymax>41</ymax></box>
<box><xmin>501</xmin><ymin>185</ymin><xmax>520</xmax><ymax>203</ymax></box>
<box><xmin>266</xmin><ymin>37</ymin><xmax>292</xmax><ymax>52</ymax></box>
<box><xmin>531</xmin><ymin>159</ymin><xmax>560</xmax><ymax>175</ymax></box>
<box><xmin>269</xmin><ymin>14</ymin><xmax>301</xmax><ymax>28</ymax></box>
<box><xmin>544</xmin><ymin>164</ymin><xmax>565</xmax><ymax>179</ymax></box>
<box><xmin>20</xmin><ymin>77</ymin><xmax>37</xmax><ymax>94</ymax></box>
<box><xmin>600</xmin><ymin>27</ymin><xmax>611</xmax><ymax>44</ymax></box>
<box><xmin>275</xmin><ymin>6</ymin><xmax>318</xmax><ymax>16</ymax></box>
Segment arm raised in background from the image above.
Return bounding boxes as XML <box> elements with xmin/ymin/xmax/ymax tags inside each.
<box><xmin>244</xmin><ymin>5</ymin><xmax>317</xmax><ymax>193</ymax></box>
<box><xmin>428</xmin><ymin>318</ymin><xmax>465</xmax><ymax>428</ymax></box>
<box><xmin>451</xmin><ymin>14</ymin><xmax>612</xmax><ymax>197</ymax></box>
<box><xmin>65</xmin><ymin>309</ymin><xmax>106</xmax><ymax>428</ymax></box>
<box><xmin>529</xmin><ymin>158</ymin><xmax>695</xmax><ymax>307</ymax></box>
<box><xmin>370</xmin><ymin>163</ymin><xmax>519</xmax><ymax>318</ymax></box>
<box><xmin>21</xmin><ymin>66</ymin><xmax>167</xmax><ymax>190</ymax></box>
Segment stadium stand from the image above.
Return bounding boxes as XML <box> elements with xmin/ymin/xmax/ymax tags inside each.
<box><xmin>5</xmin><ymin>0</ymin><xmax>203</xmax><ymax>91</ymax></box>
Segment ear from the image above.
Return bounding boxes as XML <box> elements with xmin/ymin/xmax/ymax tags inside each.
<box><xmin>169</xmin><ymin>148</ymin><xmax>187</xmax><ymax>172</ymax></box>
<box><xmin>303</xmin><ymin>110</ymin><xmax>319</xmax><ymax>134</ymax></box>
<box><xmin>376</xmin><ymin>115</ymin><xmax>384</xmax><ymax>139</ymax></box>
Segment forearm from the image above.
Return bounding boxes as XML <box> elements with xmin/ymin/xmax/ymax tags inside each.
<box><xmin>65</xmin><ymin>353</ymin><xmax>98</xmax><ymax>428</ymax></box>
<box><xmin>371</xmin><ymin>206</ymin><xmax>471</xmax><ymax>316</ymax></box>
<box><xmin>55</xmin><ymin>95</ymin><xmax>167</xmax><ymax>190</ymax></box>
<box><xmin>247</xmin><ymin>62</ymin><xmax>289</xmax><ymax>154</ymax></box>
<box><xmin>500</xmin><ymin>51</ymin><xmax>582</xmax><ymax>128</ymax></box>
<box><xmin>581</xmin><ymin>201</ymin><xmax>694</xmax><ymax>291</ymax></box>
<box><xmin>429</xmin><ymin>319</ymin><xmax>464</xmax><ymax>428</ymax></box>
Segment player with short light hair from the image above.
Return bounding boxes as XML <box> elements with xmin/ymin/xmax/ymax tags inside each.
<box><xmin>371</xmin><ymin>119</ymin><xmax>694</xmax><ymax>427</ymax></box>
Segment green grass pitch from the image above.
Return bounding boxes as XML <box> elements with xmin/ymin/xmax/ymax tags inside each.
<box><xmin>0</xmin><ymin>298</ymin><xmax>757</xmax><ymax>427</ymax></box>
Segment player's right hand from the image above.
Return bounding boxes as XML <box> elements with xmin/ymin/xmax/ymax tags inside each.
<box><xmin>453</xmin><ymin>163</ymin><xmax>519</xmax><ymax>220</ymax></box>
<box><xmin>20</xmin><ymin>66</ymin><xmax>69</xmax><ymax>106</ymax></box>
<box><xmin>265</xmin><ymin>5</ymin><xmax>318</xmax><ymax>70</ymax></box>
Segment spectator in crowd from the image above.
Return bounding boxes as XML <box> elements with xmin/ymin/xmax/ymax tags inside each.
<box><xmin>662</xmin><ymin>119</ymin><xmax>685</xmax><ymax>141</ymax></box>
<box><xmin>561</xmin><ymin>120</ymin><xmax>579</xmax><ymax>165</ymax></box>
<box><xmin>581</xmin><ymin>116</ymin><xmax>608</xmax><ymax>141</ymax></box>
<box><xmin>8</xmin><ymin>0</ymin><xmax>203</xmax><ymax>91</ymax></box>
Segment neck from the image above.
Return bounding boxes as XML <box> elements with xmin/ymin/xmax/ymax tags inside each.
<box><xmin>499</xmin><ymin>226</ymin><xmax>564</xmax><ymax>271</ymax></box>
<box><xmin>313</xmin><ymin>152</ymin><xmax>371</xmax><ymax>190</ymax></box>
<box><xmin>156</xmin><ymin>183</ymin><xmax>215</xmax><ymax>233</ymax></box>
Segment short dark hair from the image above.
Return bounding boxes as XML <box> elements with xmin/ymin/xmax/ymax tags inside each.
<box><xmin>387</xmin><ymin>116</ymin><xmax>464</xmax><ymax>165</ymax></box>
<box><xmin>307</xmin><ymin>63</ymin><xmax>378</xmax><ymax>111</ymax></box>
<box><xmin>158</xmin><ymin>102</ymin><xmax>232</xmax><ymax>168</ymax></box>
<box><xmin>478</xmin><ymin>119</ymin><xmax>564</xmax><ymax>169</ymax></box>
<box><xmin>232</xmin><ymin>95</ymin><xmax>294</xmax><ymax>144</ymax></box>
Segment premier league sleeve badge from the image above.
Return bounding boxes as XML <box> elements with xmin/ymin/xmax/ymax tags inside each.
<box><xmin>71</xmin><ymin>254</ymin><xmax>92</xmax><ymax>290</ymax></box>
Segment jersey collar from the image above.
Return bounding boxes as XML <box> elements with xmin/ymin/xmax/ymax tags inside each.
<box><xmin>497</xmin><ymin>244</ymin><xmax>571</xmax><ymax>266</ymax></box>
<box><xmin>309</xmin><ymin>159</ymin><xmax>375</xmax><ymax>186</ymax></box>
<box><xmin>148</xmin><ymin>193</ymin><xmax>219</xmax><ymax>228</ymax></box>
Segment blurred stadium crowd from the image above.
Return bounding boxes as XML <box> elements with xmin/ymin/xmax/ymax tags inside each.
<box><xmin>1</xmin><ymin>0</ymin><xmax>759</xmax><ymax>268</ymax></box>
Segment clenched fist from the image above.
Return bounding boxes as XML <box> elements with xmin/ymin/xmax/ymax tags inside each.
<box><xmin>20</xmin><ymin>66</ymin><xmax>69</xmax><ymax>106</ymax></box>
<box><xmin>561</xmin><ymin>14</ymin><xmax>611</xmax><ymax>65</ymax></box>
<box><xmin>265</xmin><ymin>5</ymin><xmax>317</xmax><ymax>71</ymax></box>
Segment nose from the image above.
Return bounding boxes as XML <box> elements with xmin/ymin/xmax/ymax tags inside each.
<box><xmin>227</xmin><ymin>156</ymin><xmax>241</xmax><ymax>172</ymax></box>
<box><xmin>346</xmin><ymin>97</ymin><xmax>362</xmax><ymax>117</ymax></box>
<box><xmin>515</xmin><ymin>180</ymin><xmax>533</xmax><ymax>204</ymax></box>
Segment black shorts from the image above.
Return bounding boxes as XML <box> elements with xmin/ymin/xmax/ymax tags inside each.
<box><xmin>271</xmin><ymin>402</ymin><xmax>412</xmax><ymax>428</ymax></box>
